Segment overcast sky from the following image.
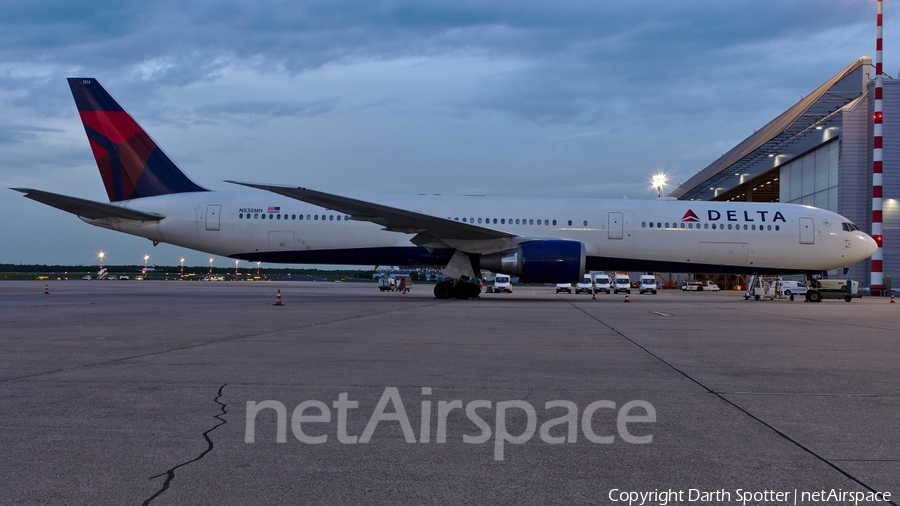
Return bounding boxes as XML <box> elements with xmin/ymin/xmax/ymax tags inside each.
<box><xmin>0</xmin><ymin>0</ymin><xmax>895</xmax><ymax>267</ymax></box>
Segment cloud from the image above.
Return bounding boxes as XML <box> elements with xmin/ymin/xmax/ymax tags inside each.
<box><xmin>0</xmin><ymin>123</ymin><xmax>62</xmax><ymax>145</ymax></box>
<box><xmin>193</xmin><ymin>98</ymin><xmax>337</xmax><ymax>119</ymax></box>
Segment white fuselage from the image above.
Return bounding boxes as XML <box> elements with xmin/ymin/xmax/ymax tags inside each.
<box><xmin>83</xmin><ymin>191</ymin><xmax>876</xmax><ymax>274</ymax></box>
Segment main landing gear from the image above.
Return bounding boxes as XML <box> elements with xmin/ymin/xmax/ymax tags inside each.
<box><xmin>434</xmin><ymin>279</ymin><xmax>482</xmax><ymax>300</ymax></box>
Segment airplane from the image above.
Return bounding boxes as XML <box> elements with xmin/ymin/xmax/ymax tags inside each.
<box><xmin>13</xmin><ymin>78</ymin><xmax>877</xmax><ymax>299</ymax></box>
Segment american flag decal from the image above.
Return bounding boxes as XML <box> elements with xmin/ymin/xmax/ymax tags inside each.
<box><xmin>267</xmin><ymin>206</ymin><xmax>281</xmax><ymax>213</ymax></box>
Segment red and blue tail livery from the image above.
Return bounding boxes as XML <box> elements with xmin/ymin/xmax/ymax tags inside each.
<box><xmin>67</xmin><ymin>78</ymin><xmax>207</xmax><ymax>202</ymax></box>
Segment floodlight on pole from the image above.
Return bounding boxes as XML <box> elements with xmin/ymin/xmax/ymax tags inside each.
<box><xmin>651</xmin><ymin>173</ymin><xmax>668</xmax><ymax>199</ymax></box>
<box><xmin>144</xmin><ymin>254</ymin><xmax>149</xmax><ymax>274</ymax></box>
<box><xmin>98</xmin><ymin>251</ymin><xmax>104</xmax><ymax>270</ymax></box>
<box><xmin>209</xmin><ymin>257</ymin><xmax>214</xmax><ymax>275</ymax></box>
<box><xmin>180</xmin><ymin>257</ymin><xmax>185</xmax><ymax>278</ymax></box>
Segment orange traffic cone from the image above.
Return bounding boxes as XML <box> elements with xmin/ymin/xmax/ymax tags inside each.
<box><xmin>624</xmin><ymin>293</ymin><xmax>630</xmax><ymax>303</ymax></box>
<box><xmin>274</xmin><ymin>289</ymin><xmax>284</xmax><ymax>306</ymax></box>
<box><xmin>592</xmin><ymin>290</ymin><xmax>596</xmax><ymax>300</ymax></box>
<box><xmin>43</xmin><ymin>284</ymin><xmax>49</xmax><ymax>295</ymax></box>
<box><xmin>891</xmin><ymin>293</ymin><xmax>896</xmax><ymax>304</ymax></box>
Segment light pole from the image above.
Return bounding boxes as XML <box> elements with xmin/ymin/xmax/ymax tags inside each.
<box><xmin>235</xmin><ymin>259</ymin><xmax>239</xmax><ymax>277</ymax></box>
<box><xmin>209</xmin><ymin>257</ymin><xmax>213</xmax><ymax>275</ymax></box>
<box><xmin>98</xmin><ymin>251</ymin><xmax>104</xmax><ymax>270</ymax></box>
<box><xmin>257</xmin><ymin>261</ymin><xmax>261</xmax><ymax>277</ymax></box>
<box><xmin>144</xmin><ymin>254</ymin><xmax>149</xmax><ymax>275</ymax></box>
<box><xmin>180</xmin><ymin>257</ymin><xmax>185</xmax><ymax>279</ymax></box>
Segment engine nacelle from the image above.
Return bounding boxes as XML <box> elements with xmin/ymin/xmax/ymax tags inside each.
<box><xmin>481</xmin><ymin>240</ymin><xmax>585</xmax><ymax>283</ymax></box>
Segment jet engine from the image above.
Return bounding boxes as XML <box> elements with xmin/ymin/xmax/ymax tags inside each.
<box><xmin>481</xmin><ymin>240</ymin><xmax>585</xmax><ymax>283</ymax></box>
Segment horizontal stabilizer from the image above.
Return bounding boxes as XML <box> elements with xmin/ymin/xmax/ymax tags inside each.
<box><xmin>226</xmin><ymin>181</ymin><xmax>514</xmax><ymax>241</ymax></box>
<box><xmin>11</xmin><ymin>188</ymin><xmax>165</xmax><ymax>221</ymax></box>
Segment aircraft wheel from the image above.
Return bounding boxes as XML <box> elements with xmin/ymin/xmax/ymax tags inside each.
<box><xmin>844</xmin><ymin>295</ymin><xmax>852</xmax><ymax>302</ymax></box>
<box><xmin>809</xmin><ymin>291</ymin><xmax>822</xmax><ymax>303</ymax></box>
<box><xmin>744</xmin><ymin>295</ymin><xmax>749</xmax><ymax>300</ymax></box>
<box><xmin>754</xmin><ymin>295</ymin><xmax>760</xmax><ymax>301</ymax></box>
<box><xmin>434</xmin><ymin>282</ymin><xmax>452</xmax><ymax>299</ymax></box>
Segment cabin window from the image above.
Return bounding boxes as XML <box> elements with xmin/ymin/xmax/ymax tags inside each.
<box><xmin>567</xmin><ymin>220</ymin><xmax>573</xmax><ymax>226</ymax></box>
<box><xmin>552</xmin><ymin>220</ymin><xmax>557</xmax><ymax>226</ymax></box>
<box><xmin>329</xmin><ymin>215</ymin><xmax>334</xmax><ymax>221</ymax></box>
<box><xmin>642</xmin><ymin>222</ymin><xmax>646</xmax><ymax>228</ymax></box>
<box><xmin>775</xmin><ymin>225</ymin><xmax>780</xmax><ymax>231</ymax></box>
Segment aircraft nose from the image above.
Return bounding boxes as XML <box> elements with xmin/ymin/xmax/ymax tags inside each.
<box><xmin>864</xmin><ymin>233</ymin><xmax>878</xmax><ymax>258</ymax></box>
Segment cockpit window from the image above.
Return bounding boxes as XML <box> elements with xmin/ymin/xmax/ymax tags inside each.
<box><xmin>842</xmin><ymin>222</ymin><xmax>860</xmax><ymax>232</ymax></box>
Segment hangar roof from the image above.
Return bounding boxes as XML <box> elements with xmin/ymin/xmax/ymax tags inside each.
<box><xmin>670</xmin><ymin>57</ymin><xmax>870</xmax><ymax>200</ymax></box>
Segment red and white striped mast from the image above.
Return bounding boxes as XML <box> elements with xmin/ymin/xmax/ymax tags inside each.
<box><xmin>872</xmin><ymin>0</ymin><xmax>885</xmax><ymax>295</ymax></box>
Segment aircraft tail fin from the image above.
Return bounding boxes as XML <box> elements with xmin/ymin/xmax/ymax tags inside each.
<box><xmin>67</xmin><ymin>78</ymin><xmax>207</xmax><ymax>202</ymax></box>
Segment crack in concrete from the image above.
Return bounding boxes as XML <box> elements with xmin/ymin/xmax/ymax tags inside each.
<box><xmin>142</xmin><ymin>383</ymin><xmax>228</xmax><ymax>506</ymax></box>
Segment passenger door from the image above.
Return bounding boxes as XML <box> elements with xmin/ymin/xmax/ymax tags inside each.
<box><xmin>608</xmin><ymin>212</ymin><xmax>623</xmax><ymax>240</ymax></box>
<box><xmin>799</xmin><ymin>217</ymin><xmax>815</xmax><ymax>244</ymax></box>
<box><xmin>205</xmin><ymin>204</ymin><xmax>221</xmax><ymax>231</ymax></box>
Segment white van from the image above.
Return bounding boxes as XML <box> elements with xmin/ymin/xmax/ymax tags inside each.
<box><xmin>612</xmin><ymin>275</ymin><xmax>631</xmax><ymax>294</ymax></box>
<box><xmin>494</xmin><ymin>275</ymin><xmax>512</xmax><ymax>293</ymax></box>
<box><xmin>594</xmin><ymin>274</ymin><xmax>611</xmax><ymax>293</ymax></box>
<box><xmin>780</xmin><ymin>280</ymin><xmax>808</xmax><ymax>296</ymax></box>
<box><xmin>639</xmin><ymin>275</ymin><xmax>657</xmax><ymax>294</ymax></box>
<box><xmin>575</xmin><ymin>275</ymin><xmax>594</xmax><ymax>294</ymax></box>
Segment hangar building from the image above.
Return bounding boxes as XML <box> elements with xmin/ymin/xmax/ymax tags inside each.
<box><xmin>670</xmin><ymin>57</ymin><xmax>898</xmax><ymax>289</ymax></box>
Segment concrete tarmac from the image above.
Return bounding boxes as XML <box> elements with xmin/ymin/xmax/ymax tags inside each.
<box><xmin>1</xmin><ymin>280</ymin><xmax>898</xmax><ymax>505</ymax></box>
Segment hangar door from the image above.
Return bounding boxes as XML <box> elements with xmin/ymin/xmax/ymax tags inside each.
<box><xmin>608</xmin><ymin>212</ymin><xmax>624</xmax><ymax>240</ymax></box>
<box><xmin>205</xmin><ymin>204</ymin><xmax>221</xmax><ymax>231</ymax></box>
<box><xmin>799</xmin><ymin>217</ymin><xmax>815</xmax><ymax>244</ymax></box>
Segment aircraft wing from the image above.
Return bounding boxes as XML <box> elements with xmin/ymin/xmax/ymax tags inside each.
<box><xmin>227</xmin><ymin>181</ymin><xmax>515</xmax><ymax>241</ymax></box>
<box><xmin>11</xmin><ymin>188</ymin><xmax>165</xmax><ymax>221</ymax></box>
